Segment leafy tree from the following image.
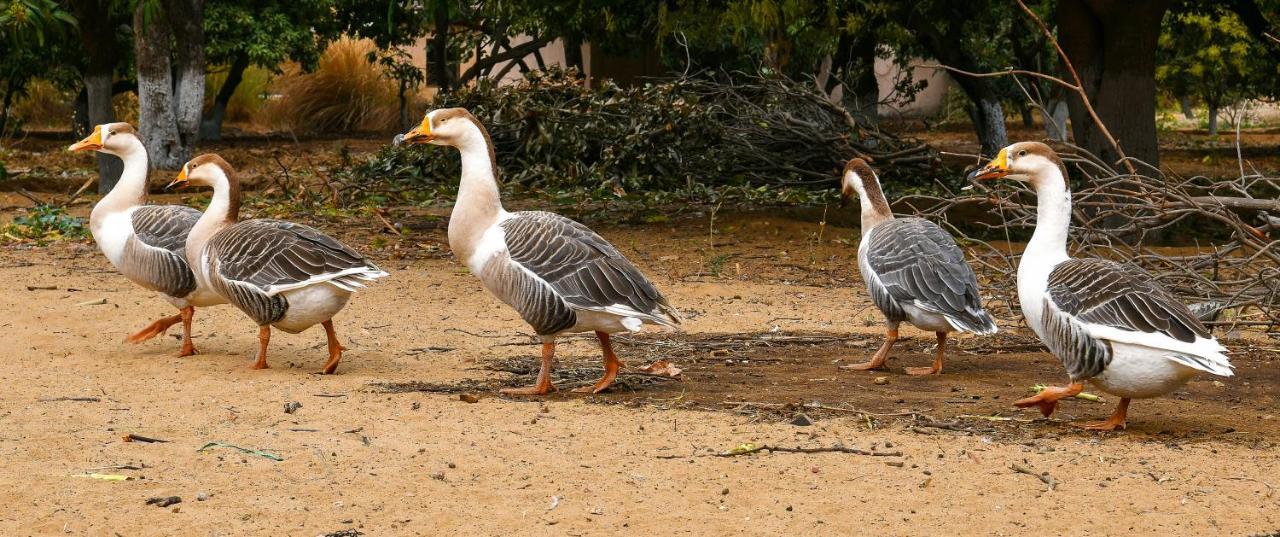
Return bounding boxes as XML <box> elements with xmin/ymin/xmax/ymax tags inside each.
<box><xmin>0</xmin><ymin>0</ymin><xmax>77</xmax><ymax>134</ymax></box>
<box><xmin>200</xmin><ymin>0</ymin><xmax>336</xmax><ymax>139</ymax></box>
<box><xmin>1158</xmin><ymin>6</ymin><xmax>1274</xmax><ymax>135</ymax></box>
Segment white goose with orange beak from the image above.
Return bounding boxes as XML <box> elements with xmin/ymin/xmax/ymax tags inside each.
<box><xmin>970</xmin><ymin>142</ymin><xmax>1232</xmax><ymax>431</ymax></box>
<box><xmin>398</xmin><ymin>108</ymin><xmax>681</xmax><ymax>396</ymax></box>
<box><xmin>68</xmin><ymin>123</ymin><xmax>225</xmax><ymax>356</ymax></box>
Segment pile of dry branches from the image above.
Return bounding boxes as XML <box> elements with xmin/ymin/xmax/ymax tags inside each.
<box><xmin>900</xmin><ymin>144</ymin><xmax>1280</xmax><ymax>331</ymax></box>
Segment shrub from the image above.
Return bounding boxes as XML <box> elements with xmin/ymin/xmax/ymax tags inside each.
<box><xmin>264</xmin><ymin>38</ymin><xmax>403</xmax><ymax>133</ymax></box>
<box><xmin>2</xmin><ymin>204</ymin><xmax>89</xmax><ymax>244</ymax></box>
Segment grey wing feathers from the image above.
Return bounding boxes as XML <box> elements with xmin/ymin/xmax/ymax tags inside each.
<box><xmin>211</xmin><ymin>219</ymin><xmax>386</xmax><ymax>294</ymax></box>
<box><xmin>124</xmin><ymin>205</ymin><xmax>200</xmax><ymax>298</ymax></box>
<box><xmin>132</xmin><ymin>205</ymin><xmax>202</xmax><ymax>253</ymax></box>
<box><xmin>1043</xmin><ymin>259</ymin><xmax>1217</xmax><ymax>381</ymax></box>
<box><xmin>1047</xmin><ymin>259</ymin><xmax>1210</xmax><ymax>343</ymax></box>
<box><xmin>1040</xmin><ymin>297</ymin><xmax>1112</xmax><ymax>380</ymax></box>
<box><xmin>501</xmin><ymin>211</ymin><xmax>680</xmax><ymax>330</ymax></box>
<box><xmin>862</xmin><ymin>218</ymin><xmax>996</xmax><ymax>334</ymax></box>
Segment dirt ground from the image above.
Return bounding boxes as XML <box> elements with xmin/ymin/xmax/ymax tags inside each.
<box><xmin>0</xmin><ymin>203</ymin><xmax>1277</xmax><ymax>536</ymax></box>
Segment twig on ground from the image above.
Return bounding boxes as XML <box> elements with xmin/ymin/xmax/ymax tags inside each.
<box><xmin>1011</xmin><ymin>461</ymin><xmax>1057</xmax><ymax>491</ymax></box>
<box><xmin>123</xmin><ymin>434</ymin><xmax>168</xmax><ymax>443</ymax></box>
<box><xmin>713</xmin><ymin>443</ymin><xmax>902</xmax><ymax>457</ymax></box>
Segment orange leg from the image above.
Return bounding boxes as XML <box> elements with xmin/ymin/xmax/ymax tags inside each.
<box><xmin>1080</xmin><ymin>397</ymin><xmax>1130</xmax><ymax>431</ymax></box>
<box><xmin>906</xmin><ymin>332</ymin><xmax>947</xmax><ymax>376</ymax></box>
<box><xmin>176</xmin><ymin>306</ymin><xmax>198</xmax><ymax>357</ymax></box>
<box><xmin>252</xmin><ymin>326</ymin><xmax>271</xmax><ymax>370</ymax></box>
<box><xmin>574</xmin><ymin>331</ymin><xmax>624</xmax><ymax>394</ymax></box>
<box><xmin>124</xmin><ymin>313</ymin><xmax>182</xmax><ymax>344</ymax></box>
<box><xmin>841</xmin><ymin>324</ymin><xmax>898</xmax><ymax>371</ymax></box>
<box><xmin>1014</xmin><ymin>382</ymin><xmax>1083</xmax><ymax>417</ymax></box>
<box><xmin>320</xmin><ymin>319</ymin><xmax>347</xmax><ymax>375</ymax></box>
<box><xmin>501</xmin><ymin>341</ymin><xmax>557</xmax><ymax>396</ymax></box>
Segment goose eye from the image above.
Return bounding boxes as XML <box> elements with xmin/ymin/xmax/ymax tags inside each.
<box><xmin>1018</xmin><ymin>150</ymin><xmax>1027</xmax><ymax>157</ymax></box>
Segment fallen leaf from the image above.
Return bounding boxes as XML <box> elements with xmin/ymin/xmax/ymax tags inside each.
<box><xmin>639</xmin><ymin>360</ymin><xmax>682</xmax><ymax>379</ymax></box>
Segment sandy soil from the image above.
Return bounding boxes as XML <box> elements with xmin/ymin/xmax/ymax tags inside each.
<box><xmin>0</xmin><ymin>206</ymin><xmax>1277</xmax><ymax>536</ymax></box>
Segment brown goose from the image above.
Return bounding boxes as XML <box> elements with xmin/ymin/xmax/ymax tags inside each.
<box><xmin>69</xmin><ymin>123</ymin><xmax>225</xmax><ymax>356</ymax></box>
<box><xmin>167</xmin><ymin>155</ymin><xmax>388</xmax><ymax>373</ymax></box>
<box><xmin>840</xmin><ymin>158</ymin><xmax>997</xmax><ymax>375</ymax></box>
<box><xmin>970</xmin><ymin>142</ymin><xmax>1232</xmax><ymax>430</ymax></box>
<box><xmin>399</xmin><ymin>108</ymin><xmax>680</xmax><ymax>395</ymax></box>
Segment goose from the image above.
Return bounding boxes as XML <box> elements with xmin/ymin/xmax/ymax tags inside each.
<box><xmin>68</xmin><ymin>123</ymin><xmax>225</xmax><ymax>356</ymax></box>
<box><xmin>839</xmin><ymin>158</ymin><xmax>997</xmax><ymax>375</ymax></box>
<box><xmin>969</xmin><ymin>142</ymin><xmax>1232</xmax><ymax>430</ymax></box>
<box><xmin>166</xmin><ymin>154</ymin><xmax>388</xmax><ymax>373</ymax></box>
<box><xmin>398</xmin><ymin>108</ymin><xmax>680</xmax><ymax>395</ymax></box>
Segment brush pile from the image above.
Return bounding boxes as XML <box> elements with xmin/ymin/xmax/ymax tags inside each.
<box><xmin>339</xmin><ymin>68</ymin><xmax>933</xmax><ymax>199</ymax></box>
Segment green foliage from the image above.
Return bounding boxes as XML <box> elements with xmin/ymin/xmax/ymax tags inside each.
<box><xmin>1158</xmin><ymin>8</ymin><xmax>1273</xmax><ymax>110</ymax></box>
<box><xmin>2</xmin><ymin>204</ymin><xmax>88</xmax><ymax>243</ymax></box>
<box><xmin>0</xmin><ymin>0</ymin><xmax>78</xmax><ymax>133</ymax></box>
<box><xmin>205</xmin><ymin>0</ymin><xmax>334</xmax><ymax>72</ymax></box>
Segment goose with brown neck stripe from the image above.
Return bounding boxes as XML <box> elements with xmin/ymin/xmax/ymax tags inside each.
<box><xmin>839</xmin><ymin>158</ymin><xmax>997</xmax><ymax>376</ymax></box>
<box><xmin>68</xmin><ymin>123</ymin><xmax>226</xmax><ymax>357</ymax></box>
<box><xmin>167</xmin><ymin>155</ymin><xmax>388</xmax><ymax>374</ymax></box>
<box><xmin>400</xmin><ymin>108</ymin><xmax>681</xmax><ymax>396</ymax></box>
<box><xmin>970</xmin><ymin>142</ymin><xmax>1233</xmax><ymax>431</ymax></box>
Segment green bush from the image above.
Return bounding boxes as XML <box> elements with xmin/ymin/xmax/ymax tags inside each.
<box><xmin>3</xmin><ymin>204</ymin><xmax>89</xmax><ymax>244</ymax></box>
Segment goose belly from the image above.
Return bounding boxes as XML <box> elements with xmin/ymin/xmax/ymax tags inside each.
<box><xmin>565</xmin><ymin>308</ymin><xmax>644</xmax><ymax>335</ymax></box>
<box><xmin>901</xmin><ymin>304</ymin><xmax>953</xmax><ymax>333</ymax></box>
<box><xmin>272</xmin><ymin>284</ymin><xmax>351</xmax><ymax>334</ymax></box>
<box><xmin>1088</xmin><ymin>342</ymin><xmax>1201</xmax><ymax>399</ymax></box>
<box><xmin>183</xmin><ymin>285</ymin><xmax>226</xmax><ymax>308</ymax></box>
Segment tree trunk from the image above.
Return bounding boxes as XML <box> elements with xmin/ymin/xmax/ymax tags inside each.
<box><xmin>902</xmin><ymin>13</ymin><xmax>1006</xmax><ymax>156</ymax></box>
<box><xmin>167</xmin><ymin>0</ymin><xmax>204</xmax><ymax>163</ymax></box>
<box><xmin>426</xmin><ymin>0</ymin><xmax>451</xmax><ymax>90</ymax></box>
<box><xmin>72</xmin><ymin>88</ymin><xmax>90</xmax><ymax>136</ymax></box>
<box><xmin>1207</xmin><ymin>101</ymin><xmax>1219</xmax><ymax>136</ymax></box>
<box><xmin>200</xmin><ymin>52</ymin><xmax>249</xmax><ymax>141</ymax></box>
<box><xmin>564</xmin><ymin>34</ymin><xmax>584</xmax><ymax>73</ymax></box>
<box><xmin>1179</xmin><ymin>95</ymin><xmax>1195</xmax><ymax>120</ymax></box>
<box><xmin>1042</xmin><ymin>99</ymin><xmax>1070</xmax><ymax>142</ymax></box>
<box><xmin>71</xmin><ymin>0</ymin><xmax>124</xmax><ymax>193</ymax></box>
<box><xmin>827</xmin><ymin>32</ymin><xmax>879</xmax><ymax>126</ymax></box>
<box><xmin>0</xmin><ymin>77</ymin><xmax>15</xmax><ymax>135</ymax></box>
<box><xmin>1019</xmin><ymin>104</ymin><xmax>1034</xmax><ymax>127</ymax></box>
<box><xmin>135</xmin><ymin>3</ymin><xmax>183</xmax><ymax>170</ymax></box>
<box><xmin>1057</xmin><ymin>0</ymin><xmax>1168</xmax><ymax>168</ymax></box>
<box><xmin>966</xmin><ymin>96</ymin><xmax>1009</xmax><ymax>157</ymax></box>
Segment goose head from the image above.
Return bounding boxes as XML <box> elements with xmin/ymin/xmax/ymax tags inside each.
<box><xmin>398</xmin><ymin>108</ymin><xmax>488</xmax><ymax>149</ymax></box>
<box><xmin>967</xmin><ymin>142</ymin><xmax>1064</xmax><ymax>185</ymax></box>
<box><xmin>166</xmin><ymin>154</ymin><xmax>236</xmax><ymax>191</ymax></box>
<box><xmin>840</xmin><ymin>157</ymin><xmax>879</xmax><ymax>207</ymax></box>
<box><xmin>68</xmin><ymin>122</ymin><xmax>142</xmax><ymax>157</ymax></box>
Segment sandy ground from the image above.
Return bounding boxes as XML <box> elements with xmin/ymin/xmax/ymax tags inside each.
<box><xmin>0</xmin><ymin>206</ymin><xmax>1277</xmax><ymax>537</ymax></box>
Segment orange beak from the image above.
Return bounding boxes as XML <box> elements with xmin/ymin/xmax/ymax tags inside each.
<box><xmin>68</xmin><ymin>126</ymin><xmax>103</xmax><ymax>152</ymax></box>
<box><xmin>967</xmin><ymin>148</ymin><xmax>1010</xmax><ymax>181</ymax></box>
<box><xmin>399</xmin><ymin>116</ymin><xmax>434</xmax><ymax>144</ymax></box>
<box><xmin>165</xmin><ymin>166</ymin><xmax>189</xmax><ymax>190</ymax></box>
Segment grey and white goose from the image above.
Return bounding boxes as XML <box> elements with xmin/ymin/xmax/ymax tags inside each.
<box><xmin>970</xmin><ymin>142</ymin><xmax>1232</xmax><ymax>430</ymax></box>
<box><xmin>69</xmin><ymin>123</ymin><xmax>225</xmax><ymax>356</ymax></box>
<box><xmin>399</xmin><ymin>108</ymin><xmax>680</xmax><ymax>395</ymax></box>
<box><xmin>167</xmin><ymin>154</ymin><xmax>387</xmax><ymax>373</ymax></box>
<box><xmin>840</xmin><ymin>158</ymin><xmax>997</xmax><ymax>375</ymax></box>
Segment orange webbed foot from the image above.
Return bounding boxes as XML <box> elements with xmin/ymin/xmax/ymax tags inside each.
<box><xmin>904</xmin><ymin>366</ymin><xmax>941</xmax><ymax>376</ymax></box>
<box><xmin>839</xmin><ymin>360</ymin><xmax>887</xmax><ymax>371</ymax></box>
<box><xmin>500</xmin><ymin>384</ymin><xmax>556</xmax><ymax>396</ymax></box>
